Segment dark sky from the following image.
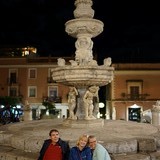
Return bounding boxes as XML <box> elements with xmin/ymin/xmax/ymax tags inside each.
<box><xmin>0</xmin><ymin>0</ymin><xmax>160</xmax><ymax>63</ymax></box>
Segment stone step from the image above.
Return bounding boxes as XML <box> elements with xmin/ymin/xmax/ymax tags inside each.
<box><xmin>1</xmin><ymin>119</ymin><xmax>160</xmax><ymax>159</ymax></box>
<box><xmin>1</xmin><ymin>145</ymin><xmax>160</xmax><ymax>160</ymax></box>
<box><xmin>0</xmin><ymin>131</ymin><xmax>158</xmax><ymax>156</ymax></box>
<box><xmin>0</xmin><ymin>145</ymin><xmax>38</xmax><ymax>160</ymax></box>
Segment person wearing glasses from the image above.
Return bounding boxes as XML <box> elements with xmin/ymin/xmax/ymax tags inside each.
<box><xmin>88</xmin><ymin>135</ymin><xmax>111</xmax><ymax>160</ymax></box>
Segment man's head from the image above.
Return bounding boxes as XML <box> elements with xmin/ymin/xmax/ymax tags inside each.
<box><xmin>88</xmin><ymin>135</ymin><xmax>97</xmax><ymax>149</ymax></box>
<box><xmin>49</xmin><ymin>129</ymin><xmax>60</xmax><ymax>144</ymax></box>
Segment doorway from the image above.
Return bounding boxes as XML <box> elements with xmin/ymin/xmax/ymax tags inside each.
<box><xmin>128</xmin><ymin>108</ymin><xmax>141</xmax><ymax>122</ymax></box>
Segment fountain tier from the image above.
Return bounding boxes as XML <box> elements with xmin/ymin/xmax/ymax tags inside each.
<box><xmin>52</xmin><ymin>65</ymin><xmax>114</xmax><ymax>87</ymax></box>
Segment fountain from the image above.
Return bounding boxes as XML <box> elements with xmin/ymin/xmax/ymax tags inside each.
<box><xmin>52</xmin><ymin>0</ymin><xmax>114</xmax><ymax>126</ymax></box>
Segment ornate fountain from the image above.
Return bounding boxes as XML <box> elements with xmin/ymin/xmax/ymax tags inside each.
<box><xmin>52</xmin><ymin>0</ymin><xmax>114</xmax><ymax>124</ymax></box>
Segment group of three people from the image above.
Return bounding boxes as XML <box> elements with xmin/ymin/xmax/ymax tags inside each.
<box><xmin>38</xmin><ymin>129</ymin><xmax>111</xmax><ymax>160</ymax></box>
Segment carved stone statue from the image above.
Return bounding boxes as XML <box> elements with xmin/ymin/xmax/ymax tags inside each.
<box><xmin>103</xmin><ymin>57</ymin><xmax>112</xmax><ymax>67</ymax></box>
<box><xmin>24</xmin><ymin>100</ymin><xmax>31</xmax><ymax>111</ymax></box>
<box><xmin>152</xmin><ymin>100</ymin><xmax>160</xmax><ymax>112</ymax></box>
<box><xmin>75</xmin><ymin>37</ymin><xmax>93</xmax><ymax>65</ymax></box>
<box><xmin>69</xmin><ymin>60</ymin><xmax>78</xmax><ymax>66</ymax></box>
<box><xmin>68</xmin><ymin>87</ymin><xmax>78</xmax><ymax>119</ymax></box>
<box><xmin>23</xmin><ymin>100</ymin><xmax>32</xmax><ymax>121</ymax></box>
<box><xmin>83</xmin><ymin>85</ymin><xmax>99</xmax><ymax>120</ymax></box>
<box><xmin>57</xmin><ymin>58</ymin><xmax>65</xmax><ymax>66</ymax></box>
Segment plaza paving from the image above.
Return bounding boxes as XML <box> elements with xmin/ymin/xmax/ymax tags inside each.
<box><xmin>1</xmin><ymin>119</ymin><xmax>160</xmax><ymax>159</ymax></box>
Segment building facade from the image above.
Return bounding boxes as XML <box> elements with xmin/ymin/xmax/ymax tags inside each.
<box><xmin>0</xmin><ymin>56</ymin><xmax>71</xmax><ymax>119</ymax></box>
<box><xmin>108</xmin><ymin>63</ymin><xmax>160</xmax><ymax>122</ymax></box>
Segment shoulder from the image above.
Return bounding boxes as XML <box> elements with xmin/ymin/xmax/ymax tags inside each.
<box><xmin>59</xmin><ymin>138</ymin><xmax>68</xmax><ymax>144</ymax></box>
<box><xmin>95</xmin><ymin>143</ymin><xmax>106</xmax><ymax>151</ymax></box>
<box><xmin>70</xmin><ymin>146</ymin><xmax>78</xmax><ymax>152</ymax></box>
<box><xmin>83</xmin><ymin>146</ymin><xmax>91</xmax><ymax>152</ymax></box>
<box><xmin>58</xmin><ymin>139</ymin><xmax>69</xmax><ymax>147</ymax></box>
<box><xmin>71</xmin><ymin>146</ymin><xmax>77</xmax><ymax>150</ymax></box>
<box><xmin>44</xmin><ymin>139</ymin><xmax>51</xmax><ymax>144</ymax></box>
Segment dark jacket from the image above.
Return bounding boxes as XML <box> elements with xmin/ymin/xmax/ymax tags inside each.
<box><xmin>69</xmin><ymin>146</ymin><xmax>92</xmax><ymax>160</ymax></box>
<box><xmin>38</xmin><ymin>138</ymin><xmax>70</xmax><ymax>160</ymax></box>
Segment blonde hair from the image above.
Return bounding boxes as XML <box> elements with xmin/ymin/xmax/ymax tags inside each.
<box><xmin>76</xmin><ymin>134</ymin><xmax>89</xmax><ymax>146</ymax></box>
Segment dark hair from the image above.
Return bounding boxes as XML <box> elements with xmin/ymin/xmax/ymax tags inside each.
<box><xmin>49</xmin><ymin>129</ymin><xmax>59</xmax><ymax>136</ymax></box>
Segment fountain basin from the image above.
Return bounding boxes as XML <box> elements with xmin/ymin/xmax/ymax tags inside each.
<box><xmin>65</xmin><ymin>18</ymin><xmax>104</xmax><ymax>38</ymax></box>
<box><xmin>52</xmin><ymin>65</ymin><xmax>114</xmax><ymax>87</ymax></box>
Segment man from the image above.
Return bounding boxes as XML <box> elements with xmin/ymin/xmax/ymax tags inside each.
<box><xmin>38</xmin><ymin>129</ymin><xmax>70</xmax><ymax>160</ymax></box>
<box><xmin>88</xmin><ymin>135</ymin><xmax>111</xmax><ymax>160</ymax></box>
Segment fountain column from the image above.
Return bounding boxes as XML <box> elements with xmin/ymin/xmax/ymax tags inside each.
<box><xmin>76</xmin><ymin>88</ymin><xmax>86</xmax><ymax>119</ymax></box>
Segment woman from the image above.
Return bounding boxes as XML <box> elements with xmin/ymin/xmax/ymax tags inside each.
<box><xmin>69</xmin><ymin>134</ymin><xmax>92</xmax><ymax>160</ymax></box>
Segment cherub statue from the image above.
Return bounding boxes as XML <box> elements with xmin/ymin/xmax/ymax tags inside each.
<box><xmin>57</xmin><ymin>58</ymin><xmax>65</xmax><ymax>66</ymax></box>
<box><xmin>68</xmin><ymin>87</ymin><xmax>78</xmax><ymax>119</ymax></box>
<box><xmin>103</xmin><ymin>57</ymin><xmax>112</xmax><ymax>67</ymax></box>
<box><xmin>83</xmin><ymin>86</ymin><xmax>99</xmax><ymax>120</ymax></box>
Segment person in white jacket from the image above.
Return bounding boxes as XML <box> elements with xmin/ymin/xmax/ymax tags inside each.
<box><xmin>88</xmin><ymin>135</ymin><xmax>111</xmax><ymax>160</ymax></box>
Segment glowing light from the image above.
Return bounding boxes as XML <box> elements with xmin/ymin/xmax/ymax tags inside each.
<box><xmin>99</xmin><ymin>102</ymin><xmax>105</xmax><ymax>108</ymax></box>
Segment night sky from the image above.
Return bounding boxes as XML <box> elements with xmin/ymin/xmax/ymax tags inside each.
<box><xmin>0</xmin><ymin>0</ymin><xmax>160</xmax><ymax>63</ymax></box>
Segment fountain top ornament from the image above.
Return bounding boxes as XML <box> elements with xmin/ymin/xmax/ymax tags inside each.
<box><xmin>52</xmin><ymin>0</ymin><xmax>114</xmax><ymax>87</ymax></box>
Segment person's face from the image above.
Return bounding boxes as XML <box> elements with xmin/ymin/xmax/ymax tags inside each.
<box><xmin>79</xmin><ymin>137</ymin><xmax>88</xmax><ymax>148</ymax></box>
<box><xmin>89</xmin><ymin>138</ymin><xmax>97</xmax><ymax>149</ymax></box>
<box><xmin>50</xmin><ymin>131</ymin><xmax>60</xmax><ymax>144</ymax></box>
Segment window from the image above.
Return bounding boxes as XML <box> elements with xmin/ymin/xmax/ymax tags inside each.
<box><xmin>127</xmin><ymin>80</ymin><xmax>143</xmax><ymax>100</ymax></box>
<box><xmin>130</xmin><ymin>86</ymin><xmax>139</xmax><ymax>99</ymax></box>
<box><xmin>48</xmin><ymin>86</ymin><xmax>58</xmax><ymax>97</ymax></box>
<box><xmin>28</xmin><ymin>68</ymin><xmax>37</xmax><ymax>79</ymax></box>
<box><xmin>9</xmin><ymin>69</ymin><xmax>17</xmax><ymax>84</ymax></box>
<box><xmin>9</xmin><ymin>87</ymin><xmax>18</xmax><ymax>96</ymax></box>
<box><xmin>28</xmin><ymin>86</ymin><xmax>37</xmax><ymax>97</ymax></box>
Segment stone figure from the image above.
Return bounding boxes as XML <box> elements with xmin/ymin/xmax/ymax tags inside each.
<box><xmin>83</xmin><ymin>85</ymin><xmax>99</xmax><ymax>120</ymax></box>
<box><xmin>23</xmin><ymin>100</ymin><xmax>32</xmax><ymax>121</ymax></box>
<box><xmin>88</xmin><ymin>60</ymin><xmax>98</xmax><ymax>66</ymax></box>
<box><xmin>103</xmin><ymin>57</ymin><xmax>112</xmax><ymax>67</ymax></box>
<box><xmin>69</xmin><ymin>60</ymin><xmax>78</xmax><ymax>66</ymax></box>
<box><xmin>68</xmin><ymin>87</ymin><xmax>78</xmax><ymax>119</ymax></box>
<box><xmin>57</xmin><ymin>58</ymin><xmax>65</xmax><ymax>66</ymax></box>
<box><xmin>75</xmin><ymin>37</ymin><xmax>93</xmax><ymax>65</ymax></box>
<box><xmin>24</xmin><ymin>100</ymin><xmax>31</xmax><ymax>111</ymax></box>
<box><xmin>152</xmin><ymin>100</ymin><xmax>160</xmax><ymax>112</ymax></box>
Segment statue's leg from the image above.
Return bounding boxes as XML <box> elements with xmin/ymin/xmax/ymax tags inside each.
<box><xmin>84</xmin><ymin>104</ymin><xmax>89</xmax><ymax>118</ymax></box>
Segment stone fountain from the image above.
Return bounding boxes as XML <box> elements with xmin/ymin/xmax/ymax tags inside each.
<box><xmin>52</xmin><ymin>0</ymin><xmax>114</xmax><ymax>126</ymax></box>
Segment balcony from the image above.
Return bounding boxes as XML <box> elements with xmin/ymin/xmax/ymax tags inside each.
<box><xmin>7</xmin><ymin>78</ymin><xmax>19</xmax><ymax>85</ymax></box>
<box><xmin>43</xmin><ymin>96</ymin><xmax>62</xmax><ymax>103</ymax></box>
<box><xmin>121</xmin><ymin>93</ymin><xmax>150</xmax><ymax>101</ymax></box>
